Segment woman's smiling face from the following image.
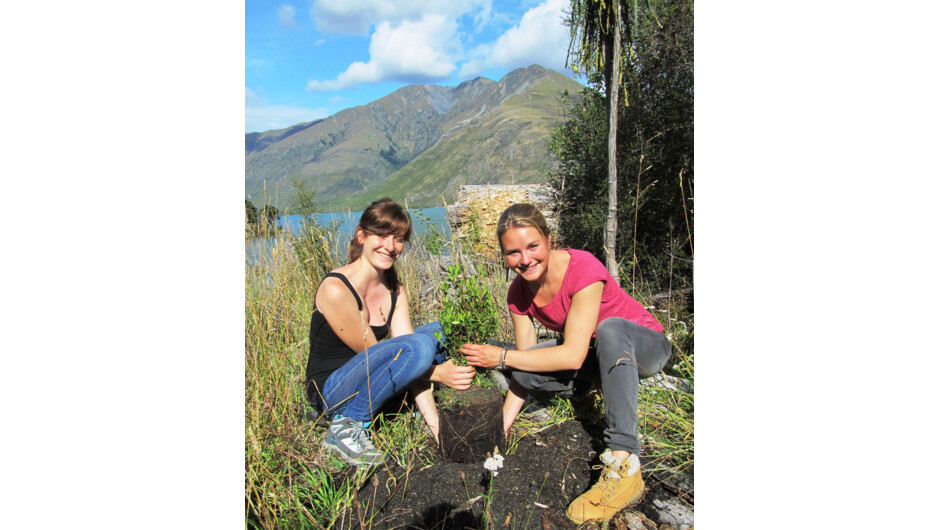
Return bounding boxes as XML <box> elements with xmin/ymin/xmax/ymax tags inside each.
<box><xmin>500</xmin><ymin>225</ymin><xmax>551</xmax><ymax>282</ymax></box>
<box><xmin>359</xmin><ymin>230</ymin><xmax>405</xmax><ymax>269</ymax></box>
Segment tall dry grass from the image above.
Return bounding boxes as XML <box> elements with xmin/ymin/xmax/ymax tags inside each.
<box><xmin>246</xmin><ymin>216</ymin><xmax>336</xmax><ymax>528</ymax></box>
<box><xmin>244</xmin><ymin>210</ymin><xmax>694</xmax><ymax>528</ymax></box>
<box><xmin>244</xmin><ymin>213</ymin><xmax>470</xmax><ymax>528</ymax></box>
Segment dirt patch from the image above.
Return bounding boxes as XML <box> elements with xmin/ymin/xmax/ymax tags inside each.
<box><xmin>437</xmin><ymin>385</ymin><xmax>505</xmax><ymax>463</ymax></box>
<box><xmin>338</xmin><ymin>418</ymin><xmax>692</xmax><ymax>529</ymax></box>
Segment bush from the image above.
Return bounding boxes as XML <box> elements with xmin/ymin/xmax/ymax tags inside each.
<box><xmin>436</xmin><ymin>263</ymin><xmax>500</xmax><ymax>389</ymax></box>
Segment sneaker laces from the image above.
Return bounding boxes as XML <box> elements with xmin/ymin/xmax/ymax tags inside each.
<box><xmin>352</xmin><ymin>421</ymin><xmax>379</xmax><ymax>452</ymax></box>
<box><xmin>330</xmin><ymin>418</ymin><xmax>367</xmax><ymax>450</ymax></box>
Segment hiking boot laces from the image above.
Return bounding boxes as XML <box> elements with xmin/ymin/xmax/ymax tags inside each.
<box><xmin>591</xmin><ymin>463</ymin><xmax>624</xmax><ymax>499</ymax></box>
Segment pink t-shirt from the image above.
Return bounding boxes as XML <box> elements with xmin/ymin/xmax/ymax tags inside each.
<box><xmin>507</xmin><ymin>248</ymin><xmax>664</xmax><ymax>334</ymax></box>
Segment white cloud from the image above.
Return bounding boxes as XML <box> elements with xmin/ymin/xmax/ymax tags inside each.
<box><xmin>458</xmin><ymin>59</ymin><xmax>487</xmax><ymax>78</ymax></box>
<box><xmin>468</xmin><ymin>1</ymin><xmax>495</xmax><ymax>33</ymax></box>
<box><xmin>460</xmin><ymin>0</ymin><xmax>569</xmax><ymax>77</ymax></box>
<box><xmin>305</xmin><ymin>0</ymin><xmax>571</xmax><ymax>92</ymax></box>
<box><xmin>277</xmin><ymin>4</ymin><xmax>298</xmax><ymax>29</ymax></box>
<box><xmin>310</xmin><ymin>0</ymin><xmax>492</xmax><ymax>35</ymax></box>
<box><xmin>246</xmin><ymin>88</ymin><xmax>329</xmax><ymax>133</ymax></box>
<box><xmin>307</xmin><ymin>14</ymin><xmax>459</xmax><ymax>91</ymax></box>
<box><xmin>487</xmin><ymin>0</ymin><xmax>569</xmax><ymax>70</ymax></box>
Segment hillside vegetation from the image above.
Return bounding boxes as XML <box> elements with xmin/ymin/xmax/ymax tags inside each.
<box><xmin>245</xmin><ymin>65</ymin><xmax>582</xmax><ymax>212</ymax></box>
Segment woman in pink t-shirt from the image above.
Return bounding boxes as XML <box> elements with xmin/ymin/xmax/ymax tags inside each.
<box><xmin>461</xmin><ymin>203</ymin><xmax>672</xmax><ymax>525</ymax></box>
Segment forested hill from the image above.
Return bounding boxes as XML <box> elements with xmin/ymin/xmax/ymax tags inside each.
<box><xmin>245</xmin><ymin>65</ymin><xmax>582</xmax><ymax>212</ymax></box>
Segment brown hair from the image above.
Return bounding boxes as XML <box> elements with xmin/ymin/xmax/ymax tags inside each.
<box><xmin>348</xmin><ymin>198</ymin><xmax>413</xmax><ymax>288</ymax></box>
<box><xmin>495</xmin><ymin>203</ymin><xmax>551</xmax><ymax>252</ymax></box>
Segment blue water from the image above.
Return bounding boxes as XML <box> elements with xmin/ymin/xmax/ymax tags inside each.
<box><xmin>276</xmin><ymin>206</ymin><xmax>450</xmax><ymax>238</ymax></box>
<box><xmin>247</xmin><ymin>206</ymin><xmax>450</xmax><ymax>264</ymax></box>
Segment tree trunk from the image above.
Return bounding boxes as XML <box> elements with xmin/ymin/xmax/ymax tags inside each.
<box><xmin>604</xmin><ymin>2</ymin><xmax>622</xmax><ymax>284</ymax></box>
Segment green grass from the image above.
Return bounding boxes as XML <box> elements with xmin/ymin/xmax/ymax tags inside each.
<box><xmin>244</xmin><ymin>211</ymin><xmax>694</xmax><ymax>528</ymax></box>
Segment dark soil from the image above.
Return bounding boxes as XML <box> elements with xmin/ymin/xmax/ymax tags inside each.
<box><xmin>339</xmin><ymin>418</ymin><xmax>692</xmax><ymax>529</ymax></box>
<box><xmin>437</xmin><ymin>385</ymin><xmax>505</xmax><ymax>463</ymax></box>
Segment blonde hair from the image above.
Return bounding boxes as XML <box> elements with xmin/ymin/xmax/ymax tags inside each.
<box><xmin>495</xmin><ymin>203</ymin><xmax>551</xmax><ymax>252</ymax></box>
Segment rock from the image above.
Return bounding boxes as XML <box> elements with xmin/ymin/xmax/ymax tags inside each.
<box><xmin>640</xmin><ymin>373</ymin><xmax>693</xmax><ymax>394</ymax></box>
<box><xmin>635</xmin><ymin>482</ymin><xmax>694</xmax><ymax>530</ymax></box>
<box><xmin>617</xmin><ymin>510</ymin><xmax>659</xmax><ymax>530</ymax></box>
<box><xmin>447</xmin><ymin>184</ymin><xmax>558</xmax><ymax>257</ymax></box>
<box><xmin>657</xmin><ymin>468</ymin><xmax>694</xmax><ymax>504</ymax></box>
<box><xmin>489</xmin><ymin>368</ymin><xmax>511</xmax><ymax>392</ymax></box>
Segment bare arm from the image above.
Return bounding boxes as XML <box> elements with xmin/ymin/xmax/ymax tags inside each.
<box><xmin>315</xmin><ymin>277</ymin><xmax>378</xmax><ymax>353</ymax></box>
<box><xmin>512</xmin><ymin>311</ymin><xmax>538</xmax><ymax>352</ymax></box>
<box><xmin>461</xmin><ymin>281</ymin><xmax>604</xmax><ymax>372</ymax></box>
<box><xmin>387</xmin><ymin>283</ymin><xmax>414</xmax><ymax>337</ymax></box>
<box><xmin>410</xmin><ymin>379</ymin><xmax>440</xmax><ymax>444</ymax></box>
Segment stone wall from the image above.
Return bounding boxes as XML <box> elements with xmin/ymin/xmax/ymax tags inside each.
<box><xmin>446</xmin><ymin>184</ymin><xmax>558</xmax><ymax>257</ymax></box>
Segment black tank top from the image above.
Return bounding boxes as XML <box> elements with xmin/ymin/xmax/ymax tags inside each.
<box><xmin>305</xmin><ymin>272</ymin><xmax>398</xmax><ymax>408</ymax></box>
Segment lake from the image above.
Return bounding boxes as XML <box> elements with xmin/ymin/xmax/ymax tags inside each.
<box><xmin>276</xmin><ymin>206</ymin><xmax>450</xmax><ymax>238</ymax></box>
<box><xmin>247</xmin><ymin>206</ymin><xmax>450</xmax><ymax>264</ymax></box>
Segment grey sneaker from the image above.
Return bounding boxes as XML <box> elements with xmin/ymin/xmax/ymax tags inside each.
<box><xmin>322</xmin><ymin>415</ymin><xmax>385</xmax><ymax>467</ymax></box>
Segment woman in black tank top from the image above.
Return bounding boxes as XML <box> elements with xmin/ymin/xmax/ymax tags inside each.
<box><xmin>306</xmin><ymin>199</ymin><xmax>476</xmax><ymax>467</ymax></box>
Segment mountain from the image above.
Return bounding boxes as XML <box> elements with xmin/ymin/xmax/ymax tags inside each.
<box><xmin>245</xmin><ymin>65</ymin><xmax>582</xmax><ymax>211</ymax></box>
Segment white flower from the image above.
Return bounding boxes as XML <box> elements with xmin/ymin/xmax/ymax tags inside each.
<box><xmin>483</xmin><ymin>454</ymin><xmax>504</xmax><ymax>474</ymax></box>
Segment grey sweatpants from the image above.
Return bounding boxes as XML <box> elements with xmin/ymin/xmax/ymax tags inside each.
<box><xmin>510</xmin><ymin>317</ymin><xmax>672</xmax><ymax>455</ymax></box>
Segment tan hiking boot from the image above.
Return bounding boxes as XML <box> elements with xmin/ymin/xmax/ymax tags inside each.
<box><xmin>566</xmin><ymin>449</ymin><xmax>645</xmax><ymax>524</ymax></box>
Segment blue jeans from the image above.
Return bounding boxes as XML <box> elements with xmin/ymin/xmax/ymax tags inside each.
<box><xmin>510</xmin><ymin>317</ymin><xmax>671</xmax><ymax>454</ymax></box>
<box><xmin>321</xmin><ymin>322</ymin><xmax>447</xmax><ymax>423</ymax></box>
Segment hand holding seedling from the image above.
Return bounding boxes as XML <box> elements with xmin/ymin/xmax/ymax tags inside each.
<box><xmin>431</xmin><ymin>359</ymin><xmax>476</xmax><ymax>390</ymax></box>
<box><xmin>461</xmin><ymin>343</ymin><xmax>500</xmax><ymax>369</ymax></box>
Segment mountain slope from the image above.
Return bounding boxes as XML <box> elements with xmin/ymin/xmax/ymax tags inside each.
<box><xmin>245</xmin><ymin>65</ymin><xmax>582</xmax><ymax>211</ymax></box>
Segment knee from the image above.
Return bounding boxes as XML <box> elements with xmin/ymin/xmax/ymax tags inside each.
<box><xmin>410</xmin><ymin>333</ymin><xmax>437</xmax><ymax>367</ymax></box>
<box><xmin>596</xmin><ymin>317</ymin><xmax>629</xmax><ymax>338</ymax></box>
<box><xmin>415</xmin><ymin>320</ymin><xmax>444</xmax><ymax>338</ymax></box>
<box><xmin>385</xmin><ymin>338</ymin><xmax>434</xmax><ymax>385</ymax></box>
<box><xmin>595</xmin><ymin>318</ymin><xmax>636</xmax><ymax>365</ymax></box>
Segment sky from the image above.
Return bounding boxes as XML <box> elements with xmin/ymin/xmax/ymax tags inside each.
<box><xmin>246</xmin><ymin>0</ymin><xmax>580</xmax><ymax>133</ymax></box>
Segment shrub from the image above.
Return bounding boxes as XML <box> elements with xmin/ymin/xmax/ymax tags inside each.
<box><xmin>436</xmin><ymin>263</ymin><xmax>500</xmax><ymax>389</ymax></box>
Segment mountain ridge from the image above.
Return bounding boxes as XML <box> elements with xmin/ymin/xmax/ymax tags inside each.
<box><xmin>245</xmin><ymin>65</ymin><xmax>582</xmax><ymax>211</ymax></box>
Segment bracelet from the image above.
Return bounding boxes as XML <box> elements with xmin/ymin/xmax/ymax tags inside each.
<box><xmin>498</xmin><ymin>348</ymin><xmax>507</xmax><ymax>370</ymax></box>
